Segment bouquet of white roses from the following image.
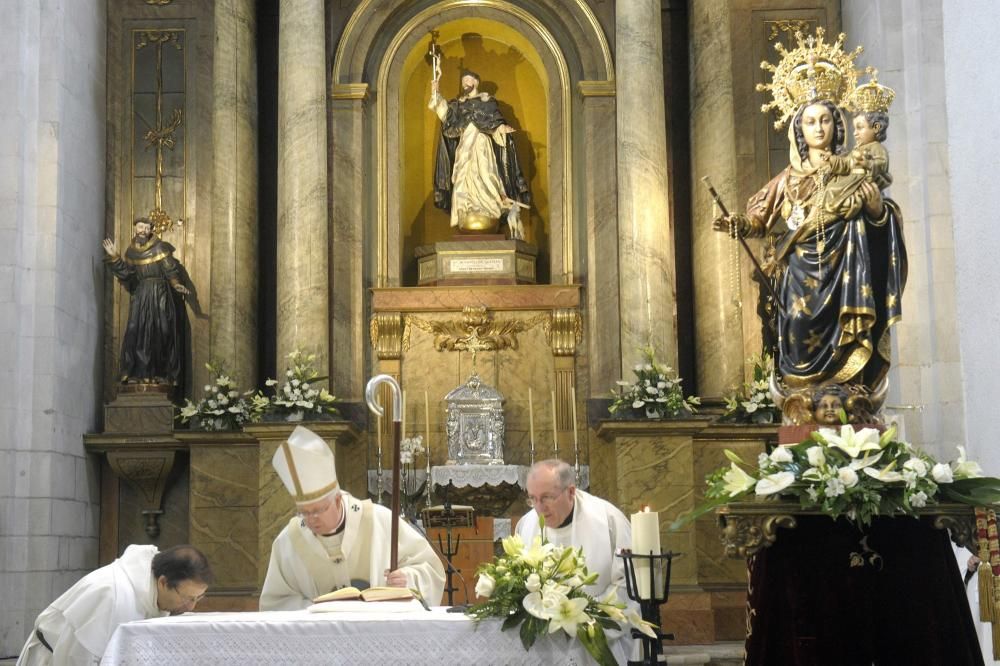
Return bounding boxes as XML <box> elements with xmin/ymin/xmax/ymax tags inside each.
<box><xmin>722</xmin><ymin>354</ymin><xmax>780</xmax><ymax>424</ymax></box>
<box><xmin>264</xmin><ymin>350</ymin><xmax>338</xmax><ymax>418</ymax></box>
<box><xmin>677</xmin><ymin>424</ymin><xmax>1000</xmax><ymax>529</ymax></box>
<box><xmin>467</xmin><ymin>533</ymin><xmax>656</xmax><ymax>666</ymax></box>
<box><xmin>609</xmin><ymin>347</ymin><xmax>700</xmax><ymax>419</ymax></box>
<box><xmin>178</xmin><ymin>363</ymin><xmax>268</xmax><ymax>431</ymax></box>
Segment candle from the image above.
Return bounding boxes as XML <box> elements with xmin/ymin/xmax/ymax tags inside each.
<box><xmin>630</xmin><ymin>506</ymin><xmax>661</xmax><ymax>599</ymax></box>
<box><xmin>401</xmin><ymin>389</ymin><xmax>406</xmax><ymax>437</ymax></box>
<box><xmin>570</xmin><ymin>386</ymin><xmax>578</xmax><ymax>451</ymax></box>
<box><xmin>424</xmin><ymin>390</ymin><xmax>431</xmax><ymax>473</ymax></box>
<box><xmin>528</xmin><ymin>387</ymin><xmax>535</xmax><ymax>461</ymax></box>
<box><xmin>551</xmin><ymin>389</ymin><xmax>558</xmax><ymax>454</ymax></box>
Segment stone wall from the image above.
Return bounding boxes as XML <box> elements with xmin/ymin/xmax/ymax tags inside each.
<box><xmin>0</xmin><ymin>0</ymin><xmax>106</xmax><ymax>656</ymax></box>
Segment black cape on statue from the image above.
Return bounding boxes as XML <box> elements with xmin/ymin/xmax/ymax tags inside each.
<box><xmin>106</xmin><ymin>237</ymin><xmax>186</xmax><ymax>385</ymax></box>
<box><xmin>745</xmin><ymin>515</ymin><xmax>984</xmax><ymax>666</ymax></box>
<box><xmin>432</xmin><ymin>93</ymin><xmax>531</xmax><ymax>214</ymax></box>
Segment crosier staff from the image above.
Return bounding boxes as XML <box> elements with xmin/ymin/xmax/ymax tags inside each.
<box><xmin>365</xmin><ymin>374</ymin><xmax>403</xmax><ymax>570</ymax></box>
<box><xmin>702</xmin><ymin>176</ymin><xmax>787</xmax><ymax>318</ymax></box>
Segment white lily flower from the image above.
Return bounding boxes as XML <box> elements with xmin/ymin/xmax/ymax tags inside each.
<box><xmin>821</xmin><ymin>425</ymin><xmax>882</xmax><ymax>458</ymax></box>
<box><xmin>625</xmin><ymin>610</ymin><xmax>658</xmax><ymax>639</ymax></box>
<box><xmin>546</xmin><ymin>597</ymin><xmax>591</xmax><ymax>636</ymax></box>
<box><xmin>952</xmin><ymin>447</ymin><xmax>984</xmax><ymax>479</ymax></box>
<box><xmin>848</xmin><ymin>451</ymin><xmax>883</xmax><ymax>471</ymax></box>
<box><xmin>722</xmin><ymin>463</ymin><xmax>756</xmax><ymax>496</ymax></box>
<box><xmin>755</xmin><ymin>471</ymin><xmax>795</xmax><ymax>496</ymax></box>
<box><xmin>770</xmin><ymin>447</ymin><xmax>793</xmax><ymax>464</ymax></box>
<box><xmin>931</xmin><ymin>463</ymin><xmax>953</xmax><ymax>484</ymax></box>
<box><xmin>863</xmin><ymin>466</ymin><xmax>905</xmax><ymax>483</ymax></box>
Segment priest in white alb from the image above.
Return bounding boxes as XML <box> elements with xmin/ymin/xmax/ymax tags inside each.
<box><xmin>18</xmin><ymin>544</ymin><xmax>212</xmax><ymax>665</ymax></box>
<box><xmin>260</xmin><ymin>425</ymin><xmax>446</xmax><ymax>610</ymax></box>
<box><xmin>516</xmin><ymin>460</ymin><xmax>633</xmax><ymax>607</ymax></box>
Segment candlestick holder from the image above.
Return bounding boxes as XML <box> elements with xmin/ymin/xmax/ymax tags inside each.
<box><xmin>421</xmin><ymin>503</ymin><xmax>475</xmax><ymax>607</ymax></box>
<box><xmin>617</xmin><ymin>549</ymin><xmax>677</xmax><ymax>666</ymax></box>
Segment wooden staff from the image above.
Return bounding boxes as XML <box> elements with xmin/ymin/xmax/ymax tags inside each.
<box><xmin>701</xmin><ymin>176</ymin><xmax>787</xmax><ymax>317</ymax></box>
<box><xmin>365</xmin><ymin>374</ymin><xmax>403</xmax><ymax>570</ymax></box>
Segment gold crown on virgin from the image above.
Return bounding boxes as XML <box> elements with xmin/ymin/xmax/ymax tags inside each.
<box><xmin>757</xmin><ymin>27</ymin><xmax>864</xmax><ymax>129</ymax></box>
<box><xmin>847</xmin><ymin>68</ymin><xmax>896</xmax><ymax>114</ymax></box>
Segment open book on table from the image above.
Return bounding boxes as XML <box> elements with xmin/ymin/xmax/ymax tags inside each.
<box><xmin>313</xmin><ymin>586</ymin><xmax>414</xmax><ymax>603</ymax></box>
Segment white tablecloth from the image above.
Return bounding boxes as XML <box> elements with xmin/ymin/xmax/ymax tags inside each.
<box><xmin>100</xmin><ymin>608</ymin><xmax>626</xmax><ymax>665</ymax></box>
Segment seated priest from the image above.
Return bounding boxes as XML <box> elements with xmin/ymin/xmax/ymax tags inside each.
<box><xmin>18</xmin><ymin>544</ymin><xmax>212</xmax><ymax>665</ymax></box>
<box><xmin>260</xmin><ymin>425</ymin><xmax>446</xmax><ymax>610</ymax></box>
<box><xmin>516</xmin><ymin>460</ymin><xmax>633</xmax><ymax>606</ymax></box>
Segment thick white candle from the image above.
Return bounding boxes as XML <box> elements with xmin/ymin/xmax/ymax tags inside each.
<box><xmin>528</xmin><ymin>387</ymin><xmax>535</xmax><ymax>458</ymax></box>
<box><xmin>630</xmin><ymin>506</ymin><xmax>661</xmax><ymax>599</ymax></box>
<box><xmin>551</xmin><ymin>389</ymin><xmax>558</xmax><ymax>454</ymax></box>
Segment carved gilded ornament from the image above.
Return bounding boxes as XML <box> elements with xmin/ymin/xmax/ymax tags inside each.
<box><xmin>766</xmin><ymin>19</ymin><xmax>813</xmax><ymax>43</ymax></box>
<box><xmin>369</xmin><ymin>312</ymin><xmax>404</xmax><ymax>360</ymax></box>
<box><xmin>718</xmin><ymin>501</ymin><xmax>977</xmax><ymax>558</ymax></box>
<box><xmin>546</xmin><ymin>308</ymin><xmax>582</xmax><ymax>356</ymax></box>
<box><xmin>402</xmin><ymin>306</ymin><xmax>550</xmax><ymax>356</ymax></box>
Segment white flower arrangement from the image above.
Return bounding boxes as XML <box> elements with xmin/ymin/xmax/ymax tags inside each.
<box><xmin>679</xmin><ymin>423</ymin><xmax>1000</xmax><ymax>528</ymax></box>
<box><xmin>609</xmin><ymin>347</ymin><xmax>700</xmax><ymax>419</ymax></box>
<box><xmin>264</xmin><ymin>350</ymin><xmax>338</xmax><ymax>418</ymax></box>
<box><xmin>722</xmin><ymin>354</ymin><xmax>781</xmax><ymax>424</ymax></box>
<box><xmin>177</xmin><ymin>363</ymin><xmax>268</xmax><ymax>431</ymax></box>
<box><xmin>467</xmin><ymin>533</ymin><xmax>656</xmax><ymax>666</ymax></box>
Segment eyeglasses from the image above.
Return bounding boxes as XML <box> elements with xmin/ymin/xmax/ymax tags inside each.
<box><xmin>526</xmin><ymin>487</ymin><xmax>568</xmax><ymax>508</ymax></box>
<box><xmin>297</xmin><ymin>500</ymin><xmax>334</xmax><ymax>520</ymax></box>
<box><xmin>175</xmin><ymin>590</ymin><xmax>207</xmax><ymax>605</ymax></box>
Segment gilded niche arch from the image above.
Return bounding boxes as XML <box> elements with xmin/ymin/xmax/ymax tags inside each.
<box><xmin>331</xmin><ymin>0</ymin><xmax>614</xmax><ymax>288</ymax></box>
<box><xmin>395</xmin><ymin>18</ymin><xmax>550</xmax><ymax>285</ymax></box>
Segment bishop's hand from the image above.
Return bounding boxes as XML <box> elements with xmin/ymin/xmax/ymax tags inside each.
<box><xmin>385</xmin><ymin>569</ymin><xmax>408</xmax><ymax>588</ymax></box>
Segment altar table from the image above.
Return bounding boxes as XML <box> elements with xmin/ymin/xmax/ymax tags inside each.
<box><xmin>100</xmin><ymin>607</ymin><xmax>627</xmax><ymax>665</ymax></box>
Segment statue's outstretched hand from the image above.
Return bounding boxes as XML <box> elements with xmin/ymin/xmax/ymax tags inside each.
<box><xmin>173</xmin><ymin>284</ymin><xmax>191</xmax><ymax>296</ymax></box>
<box><xmin>102</xmin><ymin>238</ymin><xmax>117</xmax><ymax>256</ymax></box>
<box><xmin>712</xmin><ymin>213</ymin><xmax>749</xmax><ymax>237</ymax></box>
<box><xmin>498</xmin><ymin>124</ymin><xmax>516</xmax><ymax>135</ymax></box>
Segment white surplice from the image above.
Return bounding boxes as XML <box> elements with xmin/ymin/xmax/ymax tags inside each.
<box><xmin>260</xmin><ymin>492</ymin><xmax>446</xmax><ymax>610</ymax></box>
<box><xmin>515</xmin><ymin>489</ymin><xmax>633</xmax><ymax>604</ymax></box>
<box><xmin>17</xmin><ymin>544</ymin><xmax>166</xmax><ymax>666</ymax></box>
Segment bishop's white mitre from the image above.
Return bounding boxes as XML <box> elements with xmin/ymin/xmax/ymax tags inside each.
<box><xmin>272</xmin><ymin>425</ymin><xmax>339</xmax><ymax>504</ymax></box>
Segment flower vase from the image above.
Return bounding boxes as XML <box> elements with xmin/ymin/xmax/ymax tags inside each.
<box><xmin>285</xmin><ymin>410</ymin><xmax>304</xmax><ymax>423</ymax></box>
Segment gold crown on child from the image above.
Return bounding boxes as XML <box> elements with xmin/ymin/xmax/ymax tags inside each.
<box><xmin>757</xmin><ymin>27</ymin><xmax>864</xmax><ymax>128</ymax></box>
<box><xmin>847</xmin><ymin>69</ymin><xmax>896</xmax><ymax>114</ymax></box>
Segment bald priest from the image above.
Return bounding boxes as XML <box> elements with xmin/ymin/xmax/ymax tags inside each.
<box><xmin>260</xmin><ymin>426</ymin><xmax>446</xmax><ymax>610</ymax></box>
<box><xmin>18</xmin><ymin>544</ymin><xmax>212</xmax><ymax>665</ymax></box>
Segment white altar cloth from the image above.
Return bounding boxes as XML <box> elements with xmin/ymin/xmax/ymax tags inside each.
<box><xmin>100</xmin><ymin>608</ymin><xmax>626</xmax><ymax>665</ymax></box>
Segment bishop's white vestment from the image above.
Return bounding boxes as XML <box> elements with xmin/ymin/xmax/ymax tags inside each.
<box><xmin>17</xmin><ymin>544</ymin><xmax>166</xmax><ymax>666</ymax></box>
<box><xmin>260</xmin><ymin>492</ymin><xmax>446</xmax><ymax>610</ymax></box>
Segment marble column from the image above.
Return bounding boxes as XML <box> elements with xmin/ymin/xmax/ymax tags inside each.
<box><xmin>615</xmin><ymin>0</ymin><xmax>678</xmax><ymax>369</ymax></box>
<box><xmin>276</xmin><ymin>0</ymin><xmax>329</xmax><ymax>370</ymax></box>
<box><xmin>210</xmin><ymin>0</ymin><xmax>258</xmax><ymax>385</ymax></box>
<box><xmin>688</xmin><ymin>0</ymin><xmax>744</xmax><ymax>396</ymax></box>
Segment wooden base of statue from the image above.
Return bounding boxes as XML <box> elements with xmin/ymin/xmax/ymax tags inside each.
<box><xmin>104</xmin><ymin>385</ymin><xmax>175</xmax><ymax>434</ymax></box>
<box><xmin>415</xmin><ymin>237</ymin><xmax>537</xmax><ymax>286</ymax></box>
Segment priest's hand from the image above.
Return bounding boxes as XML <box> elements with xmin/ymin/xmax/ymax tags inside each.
<box><xmin>385</xmin><ymin>569</ymin><xmax>408</xmax><ymax>587</ymax></box>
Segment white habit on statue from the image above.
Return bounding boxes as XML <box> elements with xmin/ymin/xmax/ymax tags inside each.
<box><xmin>260</xmin><ymin>426</ymin><xmax>445</xmax><ymax>610</ymax></box>
<box><xmin>17</xmin><ymin>544</ymin><xmax>166</xmax><ymax>666</ymax></box>
<box><xmin>515</xmin><ymin>488</ymin><xmax>633</xmax><ymax>605</ymax></box>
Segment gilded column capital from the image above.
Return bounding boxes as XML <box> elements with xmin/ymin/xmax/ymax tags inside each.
<box><xmin>370</xmin><ymin>312</ymin><xmax>404</xmax><ymax>360</ymax></box>
<box><xmin>547</xmin><ymin>308</ymin><xmax>582</xmax><ymax>356</ymax></box>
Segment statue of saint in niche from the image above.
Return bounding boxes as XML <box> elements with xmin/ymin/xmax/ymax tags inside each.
<box><xmin>103</xmin><ymin>217</ymin><xmax>190</xmax><ymax>386</ymax></box>
<box><xmin>428</xmin><ymin>69</ymin><xmax>532</xmax><ymax>238</ymax></box>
